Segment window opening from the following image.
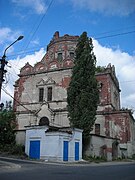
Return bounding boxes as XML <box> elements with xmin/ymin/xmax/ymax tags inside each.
<box><xmin>47</xmin><ymin>87</ymin><xmax>52</xmax><ymax>101</ymax></box>
<box><xmin>57</xmin><ymin>53</ymin><xmax>63</xmax><ymax>61</ymax></box>
<box><xmin>95</xmin><ymin>124</ymin><xmax>100</xmax><ymax>135</ymax></box>
<box><xmin>70</xmin><ymin>52</ymin><xmax>74</xmax><ymax>58</ymax></box>
<box><xmin>39</xmin><ymin>88</ymin><xmax>44</xmax><ymax>102</ymax></box>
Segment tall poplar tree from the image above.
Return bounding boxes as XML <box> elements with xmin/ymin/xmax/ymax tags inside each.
<box><xmin>67</xmin><ymin>32</ymin><xmax>99</xmax><ymax>140</ymax></box>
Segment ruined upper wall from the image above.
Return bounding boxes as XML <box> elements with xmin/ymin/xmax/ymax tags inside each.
<box><xmin>41</xmin><ymin>31</ymin><xmax>79</xmax><ymax>70</ymax></box>
<box><xmin>96</xmin><ymin>63</ymin><xmax>121</xmax><ymax>110</ymax></box>
<box><xmin>47</xmin><ymin>31</ymin><xmax>79</xmax><ymax>48</ymax></box>
<box><xmin>19</xmin><ymin>31</ymin><xmax>79</xmax><ymax>76</ymax></box>
<box><xmin>96</xmin><ymin>63</ymin><xmax>120</xmax><ymax>92</ymax></box>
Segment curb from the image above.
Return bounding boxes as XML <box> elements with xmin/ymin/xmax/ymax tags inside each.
<box><xmin>0</xmin><ymin>156</ymin><xmax>135</xmax><ymax>167</ymax></box>
<box><xmin>0</xmin><ymin>159</ymin><xmax>21</xmax><ymax>169</ymax></box>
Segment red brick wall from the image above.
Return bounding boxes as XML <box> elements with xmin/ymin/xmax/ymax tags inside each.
<box><xmin>96</xmin><ymin>74</ymin><xmax>111</xmax><ymax>105</ymax></box>
<box><xmin>13</xmin><ymin>76</ymin><xmax>28</xmax><ymax>111</ymax></box>
<box><xmin>105</xmin><ymin>112</ymin><xmax>131</xmax><ymax>143</ymax></box>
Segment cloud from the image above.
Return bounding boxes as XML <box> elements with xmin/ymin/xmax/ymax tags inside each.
<box><xmin>30</xmin><ymin>39</ymin><xmax>40</xmax><ymax>46</ymax></box>
<box><xmin>93</xmin><ymin>39</ymin><xmax>135</xmax><ymax>114</ymax></box>
<box><xmin>0</xmin><ymin>27</ymin><xmax>21</xmax><ymax>45</ymax></box>
<box><xmin>12</xmin><ymin>0</ymin><xmax>47</xmax><ymax>14</ymax></box>
<box><xmin>0</xmin><ymin>27</ymin><xmax>11</xmax><ymax>44</ymax></box>
<box><xmin>1</xmin><ymin>48</ymin><xmax>46</xmax><ymax>103</ymax></box>
<box><xmin>70</xmin><ymin>0</ymin><xmax>135</xmax><ymax>16</ymax></box>
<box><xmin>0</xmin><ymin>27</ymin><xmax>22</xmax><ymax>56</ymax></box>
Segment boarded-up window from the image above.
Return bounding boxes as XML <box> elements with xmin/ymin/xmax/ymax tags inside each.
<box><xmin>57</xmin><ymin>53</ymin><xmax>62</xmax><ymax>61</ymax></box>
<box><xmin>95</xmin><ymin>124</ymin><xmax>100</xmax><ymax>135</ymax></box>
<box><xmin>47</xmin><ymin>87</ymin><xmax>52</xmax><ymax>101</ymax></box>
<box><xmin>70</xmin><ymin>52</ymin><xmax>74</xmax><ymax>58</ymax></box>
<box><xmin>39</xmin><ymin>88</ymin><xmax>44</xmax><ymax>102</ymax></box>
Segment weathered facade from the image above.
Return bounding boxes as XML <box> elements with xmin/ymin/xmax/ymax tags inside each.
<box><xmin>88</xmin><ymin>64</ymin><xmax>135</xmax><ymax>160</ymax></box>
<box><xmin>14</xmin><ymin>31</ymin><xmax>135</xmax><ymax>160</ymax></box>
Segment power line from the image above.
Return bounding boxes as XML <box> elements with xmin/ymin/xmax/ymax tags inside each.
<box><xmin>14</xmin><ymin>0</ymin><xmax>54</xmax><ymax>68</ymax></box>
<box><xmin>23</xmin><ymin>0</ymin><xmax>54</xmax><ymax>51</ymax></box>
<box><xmin>2</xmin><ymin>87</ymin><xmax>63</xmax><ymax>127</ymax></box>
<box><xmin>95</xmin><ymin>30</ymin><xmax>135</xmax><ymax>40</ymax></box>
<box><xmin>3</xmin><ymin>67</ymin><xmax>39</xmax><ymax>112</ymax></box>
<box><xmin>2</xmin><ymin>87</ymin><xmax>33</xmax><ymax>113</ymax></box>
<box><xmin>3</xmin><ymin>29</ymin><xmax>135</xmax><ymax>59</ymax></box>
<box><xmin>7</xmin><ymin>46</ymin><xmax>46</xmax><ymax>58</ymax></box>
<box><xmin>92</xmin><ymin>25</ymin><xmax>135</xmax><ymax>36</ymax></box>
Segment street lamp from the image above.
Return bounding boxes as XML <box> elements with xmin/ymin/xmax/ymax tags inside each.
<box><xmin>0</xmin><ymin>35</ymin><xmax>24</xmax><ymax>101</ymax></box>
<box><xmin>2</xmin><ymin>36</ymin><xmax>24</xmax><ymax>59</ymax></box>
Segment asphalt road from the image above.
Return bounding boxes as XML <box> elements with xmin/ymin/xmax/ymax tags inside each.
<box><xmin>0</xmin><ymin>157</ymin><xmax>135</xmax><ymax>180</ymax></box>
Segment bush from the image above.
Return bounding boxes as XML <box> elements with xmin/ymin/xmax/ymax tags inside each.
<box><xmin>0</xmin><ymin>110</ymin><xmax>16</xmax><ymax>145</ymax></box>
<box><xmin>83</xmin><ymin>155</ymin><xmax>107</xmax><ymax>162</ymax></box>
<box><xmin>11</xmin><ymin>144</ymin><xmax>25</xmax><ymax>155</ymax></box>
<box><xmin>112</xmin><ymin>157</ymin><xmax>122</xmax><ymax>161</ymax></box>
<box><xmin>0</xmin><ymin>143</ymin><xmax>25</xmax><ymax>156</ymax></box>
<box><xmin>0</xmin><ymin>144</ymin><xmax>14</xmax><ymax>153</ymax></box>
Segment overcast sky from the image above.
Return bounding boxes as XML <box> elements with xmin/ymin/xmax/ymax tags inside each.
<box><xmin>0</xmin><ymin>0</ymin><xmax>135</xmax><ymax>116</ymax></box>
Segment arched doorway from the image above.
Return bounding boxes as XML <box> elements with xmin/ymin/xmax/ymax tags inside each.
<box><xmin>100</xmin><ymin>145</ymin><xmax>107</xmax><ymax>159</ymax></box>
<box><xmin>39</xmin><ymin>116</ymin><xmax>49</xmax><ymax>126</ymax></box>
<box><xmin>112</xmin><ymin>140</ymin><xmax>119</xmax><ymax>159</ymax></box>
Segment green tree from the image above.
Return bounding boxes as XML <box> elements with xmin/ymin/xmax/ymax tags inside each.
<box><xmin>67</xmin><ymin>32</ymin><xmax>99</xmax><ymax>144</ymax></box>
<box><xmin>0</xmin><ymin>109</ymin><xmax>16</xmax><ymax>145</ymax></box>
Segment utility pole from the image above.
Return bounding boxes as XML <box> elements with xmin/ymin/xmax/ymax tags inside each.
<box><xmin>0</xmin><ymin>55</ymin><xmax>7</xmax><ymax>101</ymax></box>
<box><xmin>0</xmin><ymin>36</ymin><xmax>24</xmax><ymax>101</ymax></box>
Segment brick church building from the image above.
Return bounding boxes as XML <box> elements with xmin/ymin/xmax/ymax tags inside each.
<box><xmin>13</xmin><ymin>31</ymin><xmax>135</xmax><ymax>160</ymax></box>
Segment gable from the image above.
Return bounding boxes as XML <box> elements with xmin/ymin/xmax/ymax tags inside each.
<box><xmin>45</xmin><ymin>77</ymin><xmax>56</xmax><ymax>85</ymax></box>
<box><xmin>36</xmin><ymin>77</ymin><xmax>56</xmax><ymax>87</ymax></box>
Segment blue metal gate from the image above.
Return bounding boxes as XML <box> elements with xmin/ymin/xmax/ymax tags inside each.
<box><xmin>75</xmin><ymin>142</ymin><xmax>79</xmax><ymax>161</ymax></box>
<box><xmin>29</xmin><ymin>140</ymin><xmax>40</xmax><ymax>159</ymax></box>
<box><xmin>63</xmin><ymin>141</ymin><xmax>68</xmax><ymax>161</ymax></box>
